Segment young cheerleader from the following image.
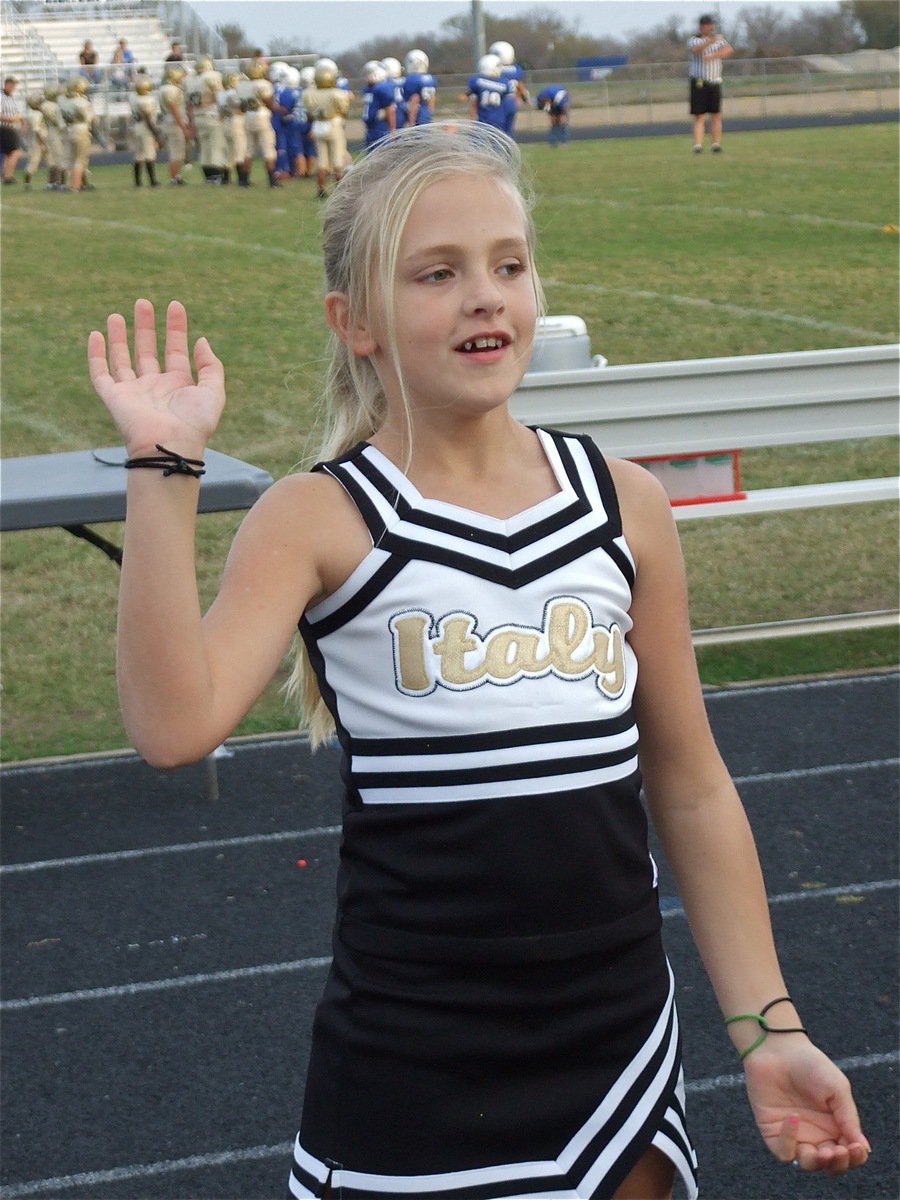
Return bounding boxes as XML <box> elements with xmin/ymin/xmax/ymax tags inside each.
<box><xmin>87</xmin><ymin>122</ymin><xmax>869</xmax><ymax>1200</ymax></box>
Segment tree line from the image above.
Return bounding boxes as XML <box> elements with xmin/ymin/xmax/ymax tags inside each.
<box><xmin>217</xmin><ymin>2</ymin><xmax>898</xmax><ymax>73</ymax></box>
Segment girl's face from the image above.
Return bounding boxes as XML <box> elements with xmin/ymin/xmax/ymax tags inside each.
<box><xmin>369</xmin><ymin>172</ymin><xmax>538</xmax><ymax>425</ymax></box>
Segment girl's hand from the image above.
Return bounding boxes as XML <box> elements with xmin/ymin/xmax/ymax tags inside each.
<box><xmin>743</xmin><ymin>1038</ymin><xmax>870</xmax><ymax>1174</ymax></box>
<box><xmin>88</xmin><ymin>298</ymin><xmax>225</xmax><ymax>457</ymax></box>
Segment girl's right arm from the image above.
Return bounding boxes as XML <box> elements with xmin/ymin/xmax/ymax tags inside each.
<box><xmin>88</xmin><ymin>299</ymin><xmax>329</xmax><ymax>767</ymax></box>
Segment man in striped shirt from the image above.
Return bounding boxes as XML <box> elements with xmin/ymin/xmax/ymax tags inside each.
<box><xmin>688</xmin><ymin>14</ymin><xmax>733</xmax><ymax>153</ymax></box>
<box><xmin>1</xmin><ymin>76</ymin><xmax>24</xmax><ymax>183</ymax></box>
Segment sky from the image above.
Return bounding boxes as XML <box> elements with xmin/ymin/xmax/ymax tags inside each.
<box><xmin>191</xmin><ymin>0</ymin><xmax>838</xmax><ymax>57</ymax></box>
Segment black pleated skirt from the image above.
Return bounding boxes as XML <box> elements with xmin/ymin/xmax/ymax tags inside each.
<box><xmin>288</xmin><ymin>922</ymin><xmax>698</xmax><ymax>1200</ymax></box>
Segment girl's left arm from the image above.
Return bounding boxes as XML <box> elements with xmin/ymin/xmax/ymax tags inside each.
<box><xmin>611</xmin><ymin>458</ymin><xmax>870</xmax><ymax>1175</ymax></box>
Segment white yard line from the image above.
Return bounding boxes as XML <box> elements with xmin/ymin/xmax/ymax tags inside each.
<box><xmin>6</xmin><ymin>206</ymin><xmax>321</xmax><ymax>265</ymax></box>
<box><xmin>542</xmin><ymin>275</ymin><xmax>895</xmax><ymax>341</ymax></box>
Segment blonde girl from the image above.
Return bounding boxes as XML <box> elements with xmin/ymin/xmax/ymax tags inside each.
<box><xmin>88</xmin><ymin>122</ymin><xmax>868</xmax><ymax>1200</ymax></box>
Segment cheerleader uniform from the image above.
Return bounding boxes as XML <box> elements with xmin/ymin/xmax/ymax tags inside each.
<box><xmin>290</xmin><ymin>427</ymin><xmax>699</xmax><ymax>1200</ymax></box>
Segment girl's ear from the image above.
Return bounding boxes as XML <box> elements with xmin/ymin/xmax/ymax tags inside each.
<box><xmin>324</xmin><ymin>291</ymin><xmax>378</xmax><ymax>357</ymax></box>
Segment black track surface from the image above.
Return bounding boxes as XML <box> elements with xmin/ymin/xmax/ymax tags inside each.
<box><xmin>2</xmin><ymin>672</ymin><xmax>898</xmax><ymax>1199</ymax></box>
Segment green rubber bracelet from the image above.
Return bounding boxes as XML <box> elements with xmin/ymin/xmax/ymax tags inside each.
<box><xmin>724</xmin><ymin>996</ymin><xmax>809</xmax><ymax>1061</ymax></box>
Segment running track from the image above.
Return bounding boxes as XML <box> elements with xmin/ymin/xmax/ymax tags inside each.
<box><xmin>2</xmin><ymin>672</ymin><xmax>897</xmax><ymax>1199</ymax></box>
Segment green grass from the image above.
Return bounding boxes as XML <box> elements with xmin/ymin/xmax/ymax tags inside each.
<box><xmin>1</xmin><ymin>125</ymin><xmax>897</xmax><ymax>761</ymax></box>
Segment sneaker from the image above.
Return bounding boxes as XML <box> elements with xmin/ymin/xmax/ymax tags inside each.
<box><xmin>692</xmin><ymin>144</ymin><xmax>703</xmax><ymax>154</ymax></box>
<box><xmin>2</xmin><ymin>176</ymin><xmax>17</xmax><ymax>184</ymax></box>
<box><xmin>711</xmin><ymin>143</ymin><xmax>723</xmax><ymax>153</ymax></box>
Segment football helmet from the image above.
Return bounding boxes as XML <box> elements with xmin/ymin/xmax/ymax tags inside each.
<box><xmin>164</xmin><ymin>65</ymin><xmax>185</xmax><ymax>85</ymax></box>
<box><xmin>405</xmin><ymin>49</ymin><xmax>429</xmax><ymax>74</ymax></box>
<box><xmin>195</xmin><ymin>55</ymin><xmax>213</xmax><ymax>74</ymax></box>
<box><xmin>247</xmin><ymin>61</ymin><xmax>268</xmax><ymax>80</ymax></box>
<box><xmin>26</xmin><ymin>92</ymin><xmax>43</xmax><ymax>110</ymax></box>
<box><xmin>44</xmin><ymin>83</ymin><xmax>60</xmax><ymax>100</ymax></box>
<box><xmin>268</xmin><ymin>61</ymin><xmax>290</xmax><ymax>84</ymax></box>
<box><xmin>66</xmin><ymin>76</ymin><xmax>88</xmax><ymax>96</ymax></box>
<box><xmin>489</xmin><ymin>41</ymin><xmax>515</xmax><ymax>66</ymax></box>
<box><xmin>363</xmin><ymin>60</ymin><xmax>388</xmax><ymax>84</ymax></box>
<box><xmin>381</xmin><ymin>56</ymin><xmax>402</xmax><ymax>79</ymax></box>
<box><xmin>477</xmin><ymin>54</ymin><xmax>502</xmax><ymax>79</ymax></box>
<box><xmin>134</xmin><ymin>76</ymin><xmax>153</xmax><ymax>94</ymax></box>
<box><xmin>299</xmin><ymin>66</ymin><xmax>316</xmax><ymax>88</ymax></box>
<box><xmin>314</xmin><ymin>58</ymin><xmax>338</xmax><ymax>87</ymax></box>
<box><xmin>284</xmin><ymin>65</ymin><xmax>301</xmax><ymax>88</ymax></box>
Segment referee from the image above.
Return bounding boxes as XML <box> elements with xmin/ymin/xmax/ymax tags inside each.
<box><xmin>687</xmin><ymin>14</ymin><xmax>733</xmax><ymax>153</ymax></box>
<box><xmin>1</xmin><ymin>76</ymin><xmax>24</xmax><ymax>183</ymax></box>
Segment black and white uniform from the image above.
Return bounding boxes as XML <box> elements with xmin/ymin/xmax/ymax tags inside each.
<box><xmin>290</xmin><ymin>427</ymin><xmax>699</xmax><ymax>1200</ymax></box>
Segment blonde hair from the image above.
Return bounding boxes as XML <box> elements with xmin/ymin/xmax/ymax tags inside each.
<box><xmin>285</xmin><ymin>121</ymin><xmax>545</xmax><ymax>746</ymax></box>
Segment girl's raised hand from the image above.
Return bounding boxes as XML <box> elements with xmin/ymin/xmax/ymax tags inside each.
<box><xmin>88</xmin><ymin>299</ymin><xmax>225</xmax><ymax>457</ymax></box>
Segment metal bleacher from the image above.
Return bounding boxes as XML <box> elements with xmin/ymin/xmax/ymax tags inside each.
<box><xmin>0</xmin><ymin>0</ymin><xmax>222</xmax><ymax>89</ymax></box>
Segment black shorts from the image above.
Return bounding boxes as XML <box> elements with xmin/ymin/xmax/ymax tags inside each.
<box><xmin>0</xmin><ymin>125</ymin><xmax>22</xmax><ymax>156</ymax></box>
<box><xmin>690</xmin><ymin>78</ymin><xmax>722</xmax><ymax>115</ymax></box>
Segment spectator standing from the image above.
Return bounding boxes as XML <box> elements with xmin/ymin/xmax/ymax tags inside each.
<box><xmin>1</xmin><ymin>76</ymin><xmax>24</xmax><ymax>183</ymax></box>
<box><xmin>165</xmin><ymin>42</ymin><xmax>184</xmax><ymax>63</ymax></box>
<box><xmin>688</xmin><ymin>13</ymin><xmax>733</xmax><ymax>153</ymax></box>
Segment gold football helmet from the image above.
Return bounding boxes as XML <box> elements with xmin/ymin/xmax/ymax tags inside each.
<box><xmin>314</xmin><ymin>58</ymin><xmax>338</xmax><ymax>88</ymax></box>
<box><xmin>134</xmin><ymin>76</ymin><xmax>154</xmax><ymax>95</ymax></box>
<box><xmin>164</xmin><ymin>65</ymin><xmax>185</xmax><ymax>85</ymax></box>
<box><xmin>66</xmin><ymin>76</ymin><xmax>88</xmax><ymax>96</ymax></box>
<box><xmin>247</xmin><ymin>62</ymin><xmax>267</xmax><ymax>80</ymax></box>
<box><xmin>194</xmin><ymin>55</ymin><xmax>213</xmax><ymax>74</ymax></box>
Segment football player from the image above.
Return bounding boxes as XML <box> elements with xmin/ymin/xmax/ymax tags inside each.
<box><xmin>490</xmin><ymin>40</ymin><xmax>530</xmax><ymax>137</ymax></box>
<box><xmin>466</xmin><ymin>54</ymin><xmax>510</xmax><ymax>130</ymax></box>
<box><xmin>403</xmin><ymin>49</ymin><xmax>436</xmax><ymax>126</ymax></box>
<box><xmin>535</xmin><ymin>84</ymin><xmax>570</xmax><ymax>145</ymax></box>
<box><xmin>361</xmin><ymin>60</ymin><xmax>395</xmax><ymax>150</ymax></box>
<box><xmin>301</xmin><ymin>58</ymin><xmax>350</xmax><ymax>197</ymax></box>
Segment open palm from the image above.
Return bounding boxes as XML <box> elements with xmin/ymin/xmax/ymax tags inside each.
<box><xmin>88</xmin><ymin>298</ymin><xmax>225</xmax><ymax>456</ymax></box>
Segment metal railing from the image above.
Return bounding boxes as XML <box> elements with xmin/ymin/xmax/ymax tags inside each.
<box><xmin>513</xmin><ymin>340</ymin><xmax>899</xmax><ymax>643</ymax></box>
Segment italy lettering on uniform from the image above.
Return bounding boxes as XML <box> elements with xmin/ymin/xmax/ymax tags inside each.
<box><xmin>390</xmin><ymin>597</ymin><xmax>626</xmax><ymax>699</ymax></box>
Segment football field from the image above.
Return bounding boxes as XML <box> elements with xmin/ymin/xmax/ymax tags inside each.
<box><xmin>1</xmin><ymin>122</ymin><xmax>898</xmax><ymax>759</ymax></box>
